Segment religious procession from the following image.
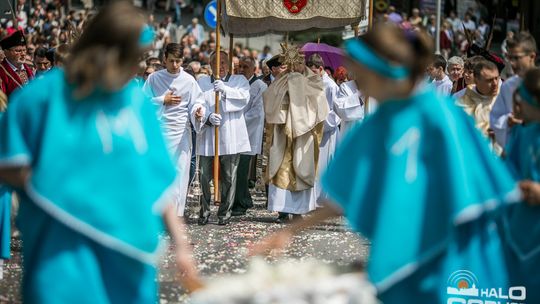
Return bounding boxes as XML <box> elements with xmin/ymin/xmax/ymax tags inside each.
<box><xmin>0</xmin><ymin>0</ymin><xmax>539</xmax><ymax>303</ymax></box>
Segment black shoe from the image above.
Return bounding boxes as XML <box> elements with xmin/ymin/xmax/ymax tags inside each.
<box><xmin>275</xmin><ymin>213</ymin><xmax>290</xmax><ymax>224</ymax></box>
<box><xmin>231</xmin><ymin>210</ymin><xmax>246</xmax><ymax>216</ymax></box>
<box><xmin>197</xmin><ymin>215</ymin><xmax>209</xmax><ymax>226</ymax></box>
<box><xmin>217</xmin><ymin>218</ymin><xmax>229</xmax><ymax>225</ymax></box>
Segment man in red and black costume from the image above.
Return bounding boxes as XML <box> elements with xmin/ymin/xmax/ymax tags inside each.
<box><xmin>0</xmin><ymin>30</ymin><xmax>34</xmax><ymax>98</ymax></box>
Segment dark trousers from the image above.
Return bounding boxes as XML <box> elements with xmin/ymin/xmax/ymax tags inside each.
<box><xmin>232</xmin><ymin>155</ymin><xmax>254</xmax><ymax>212</ymax></box>
<box><xmin>199</xmin><ymin>154</ymin><xmax>240</xmax><ymax>220</ymax></box>
<box><xmin>189</xmin><ymin>128</ymin><xmax>197</xmax><ymax>183</ymax></box>
<box><xmin>248</xmin><ymin>154</ymin><xmax>257</xmax><ymax>187</ymax></box>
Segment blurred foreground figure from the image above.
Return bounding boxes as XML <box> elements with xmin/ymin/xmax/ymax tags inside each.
<box><xmin>502</xmin><ymin>68</ymin><xmax>540</xmax><ymax>301</ymax></box>
<box><xmin>0</xmin><ymin>90</ymin><xmax>8</xmax><ymax>279</ymax></box>
<box><xmin>255</xmin><ymin>23</ymin><xmax>523</xmax><ymax>303</ymax></box>
<box><xmin>0</xmin><ymin>2</ymin><xmax>201</xmax><ymax>303</ymax></box>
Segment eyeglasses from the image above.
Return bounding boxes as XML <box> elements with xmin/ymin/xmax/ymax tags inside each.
<box><xmin>9</xmin><ymin>48</ymin><xmax>26</xmax><ymax>53</ymax></box>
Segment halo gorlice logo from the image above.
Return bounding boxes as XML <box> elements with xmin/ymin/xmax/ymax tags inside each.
<box><xmin>446</xmin><ymin>270</ymin><xmax>527</xmax><ymax>304</ymax></box>
<box><xmin>447</xmin><ymin>270</ymin><xmax>480</xmax><ymax>297</ymax></box>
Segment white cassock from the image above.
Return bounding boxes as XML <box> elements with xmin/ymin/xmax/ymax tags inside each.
<box><xmin>194</xmin><ymin>75</ymin><xmax>251</xmax><ymax>155</ymax></box>
<box><xmin>243</xmin><ymin>76</ymin><xmax>267</xmax><ymax>155</ymax></box>
<box><xmin>142</xmin><ymin>68</ymin><xmax>204</xmax><ymax>216</ymax></box>
<box><xmin>314</xmin><ymin>73</ymin><xmax>341</xmax><ymax>206</ymax></box>
<box><xmin>335</xmin><ymin>80</ymin><xmax>365</xmax><ymax>134</ymax></box>
<box><xmin>490</xmin><ymin>75</ymin><xmax>521</xmax><ymax>148</ymax></box>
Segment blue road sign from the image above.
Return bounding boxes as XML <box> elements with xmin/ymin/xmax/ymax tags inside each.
<box><xmin>204</xmin><ymin>0</ymin><xmax>217</xmax><ymax>29</ymax></box>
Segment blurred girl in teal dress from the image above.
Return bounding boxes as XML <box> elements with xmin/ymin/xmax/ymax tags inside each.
<box><xmin>0</xmin><ymin>2</ymin><xmax>201</xmax><ymax>303</ymax></box>
<box><xmin>502</xmin><ymin>67</ymin><xmax>540</xmax><ymax>302</ymax></box>
<box><xmin>254</xmin><ymin>23</ymin><xmax>521</xmax><ymax>303</ymax></box>
<box><xmin>0</xmin><ymin>92</ymin><xmax>10</xmax><ymax>277</ymax></box>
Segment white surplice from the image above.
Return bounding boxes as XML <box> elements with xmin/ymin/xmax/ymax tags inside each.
<box><xmin>243</xmin><ymin>76</ymin><xmax>267</xmax><ymax>155</ymax></box>
<box><xmin>142</xmin><ymin>68</ymin><xmax>205</xmax><ymax>216</ymax></box>
<box><xmin>194</xmin><ymin>75</ymin><xmax>251</xmax><ymax>156</ymax></box>
<box><xmin>314</xmin><ymin>73</ymin><xmax>341</xmax><ymax>206</ymax></box>
<box><xmin>432</xmin><ymin>75</ymin><xmax>453</xmax><ymax>97</ymax></box>
<box><xmin>335</xmin><ymin>80</ymin><xmax>365</xmax><ymax>134</ymax></box>
<box><xmin>490</xmin><ymin>75</ymin><xmax>521</xmax><ymax>148</ymax></box>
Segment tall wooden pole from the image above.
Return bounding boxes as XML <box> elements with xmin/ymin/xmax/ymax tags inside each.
<box><xmin>365</xmin><ymin>0</ymin><xmax>373</xmax><ymax>114</ymax></box>
<box><xmin>213</xmin><ymin>0</ymin><xmax>222</xmax><ymax>205</ymax></box>
<box><xmin>229</xmin><ymin>34</ymin><xmax>234</xmax><ymax>73</ymax></box>
<box><xmin>368</xmin><ymin>0</ymin><xmax>373</xmax><ymax>30</ymax></box>
<box><xmin>435</xmin><ymin>0</ymin><xmax>442</xmax><ymax>54</ymax></box>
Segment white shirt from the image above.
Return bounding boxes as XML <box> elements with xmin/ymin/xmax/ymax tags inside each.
<box><xmin>432</xmin><ymin>75</ymin><xmax>453</xmax><ymax>97</ymax></box>
<box><xmin>490</xmin><ymin>75</ymin><xmax>521</xmax><ymax>148</ymax></box>
<box><xmin>243</xmin><ymin>76</ymin><xmax>267</xmax><ymax>155</ymax></box>
<box><xmin>447</xmin><ymin>17</ymin><xmax>463</xmax><ymax>33</ymax></box>
<box><xmin>142</xmin><ymin>68</ymin><xmax>204</xmax><ymax>141</ymax></box>
<box><xmin>463</xmin><ymin>20</ymin><xmax>476</xmax><ymax>31</ymax></box>
<box><xmin>6</xmin><ymin>59</ymin><xmax>24</xmax><ymax>72</ymax></box>
<box><xmin>195</xmin><ymin>75</ymin><xmax>251</xmax><ymax>156</ymax></box>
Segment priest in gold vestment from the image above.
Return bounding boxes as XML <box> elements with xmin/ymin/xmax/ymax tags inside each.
<box><xmin>263</xmin><ymin>44</ymin><xmax>329</xmax><ymax>222</ymax></box>
<box><xmin>456</xmin><ymin>59</ymin><xmax>502</xmax><ymax>153</ymax></box>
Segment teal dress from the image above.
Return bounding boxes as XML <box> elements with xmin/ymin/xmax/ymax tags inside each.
<box><xmin>0</xmin><ymin>111</ymin><xmax>10</xmax><ymax>261</ymax></box>
<box><xmin>0</xmin><ymin>185</ymin><xmax>9</xmax><ymax>260</ymax></box>
<box><xmin>502</xmin><ymin>123</ymin><xmax>540</xmax><ymax>301</ymax></box>
<box><xmin>321</xmin><ymin>87</ymin><xmax>519</xmax><ymax>303</ymax></box>
<box><xmin>0</xmin><ymin>69</ymin><xmax>176</xmax><ymax>303</ymax></box>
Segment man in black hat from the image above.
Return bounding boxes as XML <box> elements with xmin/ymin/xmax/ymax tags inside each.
<box><xmin>0</xmin><ymin>30</ymin><xmax>34</xmax><ymax>97</ymax></box>
<box><xmin>261</xmin><ymin>55</ymin><xmax>286</xmax><ymax>86</ymax></box>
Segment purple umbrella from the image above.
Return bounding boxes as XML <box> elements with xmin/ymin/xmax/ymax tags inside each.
<box><xmin>387</xmin><ymin>12</ymin><xmax>403</xmax><ymax>24</ymax></box>
<box><xmin>301</xmin><ymin>42</ymin><xmax>344</xmax><ymax>72</ymax></box>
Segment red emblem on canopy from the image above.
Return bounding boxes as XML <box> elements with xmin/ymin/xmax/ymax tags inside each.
<box><xmin>283</xmin><ymin>0</ymin><xmax>307</xmax><ymax>14</ymax></box>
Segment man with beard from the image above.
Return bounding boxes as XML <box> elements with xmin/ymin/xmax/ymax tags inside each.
<box><xmin>0</xmin><ymin>31</ymin><xmax>34</xmax><ymax>97</ymax></box>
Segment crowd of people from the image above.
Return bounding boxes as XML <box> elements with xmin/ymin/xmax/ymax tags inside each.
<box><xmin>379</xmin><ymin>3</ymin><xmax>520</xmax><ymax>61</ymax></box>
<box><xmin>0</xmin><ymin>1</ymin><xmax>539</xmax><ymax>303</ymax></box>
<box><xmin>141</xmin><ymin>15</ymin><xmax>274</xmax><ymax>84</ymax></box>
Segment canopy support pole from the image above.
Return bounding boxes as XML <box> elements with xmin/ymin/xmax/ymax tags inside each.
<box><xmin>213</xmin><ymin>0</ymin><xmax>222</xmax><ymax>205</ymax></box>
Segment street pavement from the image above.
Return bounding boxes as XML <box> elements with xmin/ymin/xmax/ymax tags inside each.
<box><xmin>0</xmin><ymin>190</ymin><xmax>369</xmax><ymax>303</ymax></box>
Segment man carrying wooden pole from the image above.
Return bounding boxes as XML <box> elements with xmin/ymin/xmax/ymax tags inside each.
<box><xmin>194</xmin><ymin>1</ymin><xmax>251</xmax><ymax>226</ymax></box>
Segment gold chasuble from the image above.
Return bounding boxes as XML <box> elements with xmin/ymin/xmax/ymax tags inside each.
<box><xmin>457</xmin><ymin>85</ymin><xmax>502</xmax><ymax>153</ymax></box>
<box><xmin>264</xmin><ymin>67</ymin><xmax>329</xmax><ymax>191</ymax></box>
<box><xmin>457</xmin><ymin>86</ymin><xmax>497</xmax><ymax>135</ymax></box>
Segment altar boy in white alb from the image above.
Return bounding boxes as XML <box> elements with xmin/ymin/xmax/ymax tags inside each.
<box><xmin>231</xmin><ymin>56</ymin><xmax>267</xmax><ymax>215</ymax></box>
<box><xmin>306</xmin><ymin>54</ymin><xmax>341</xmax><ymax>207</ymax></box>
<box><xmin>334</xmin><ymin>68</ymin><xmax>364</xmax><ymax>134</ymax></box>
<box><xmin>142</xmin><ymin>43</ymin><xmax>205</xmax><ymax>216</ymax></box>
<box><xmin>194</xmin><ymin>50</ymin><xmax>251</xmax><ymax>226</ymax></box>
